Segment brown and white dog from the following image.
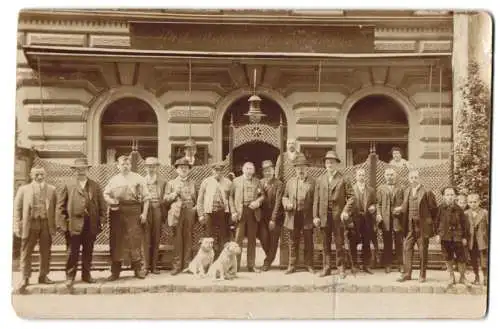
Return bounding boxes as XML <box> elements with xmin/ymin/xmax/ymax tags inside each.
<box><xmin>207</xmin><ymin>241</ymin><xmax>242</xmax><ymax>280</ymax></box>
<box><xmin>183</xmin><ymin>237</ymin><xmax>215</xmax><ymax>278</ymax></box>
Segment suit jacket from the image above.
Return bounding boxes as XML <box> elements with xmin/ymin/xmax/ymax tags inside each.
<box><xmin>400</xmin><ymin>185</ymin><xmax>438</xmax><ymax>238</ymax></box>
<box><xmin>465</xmin><ymin>208</ymin><xmax>488</xmax><ymax>250</ymax></box>
<box><xmin>376</xmin><ymin>184</ymin><xmax>405</xmax><ymax>232</ymax></box>
<box><xmin>14</xmin><ymin>182</ymin><xmax>57</xmax><ymax>239</ymax></box>
<box><xmin>229</xmin><ymin>176</ymin><xmax>265</xmax><ymax>222</ymax></box>
<box><xmin>435</xmin><ymin>202</ymin><xmax>467</xmax><ymax>242</ymax></box>
<box><xmin>57</xmin><ymin>178</ymin><xmax>106</xmax><ymax>236</ymax></box>
<box><xmin>351</xmin><ymin>183</ymin><xmax>376</xmax><ymax>217</ymax></box>
<box><xmin>260</xmin><ymin>177</ymin><xmax>284</xmax><ymax>223</ymax></box>
<box><xmin>283</xmin><ymin>175</ymin><xmax>316</xmax><ymax>230</ymax></box>
<box><xmin>312</xmin><ymin>172</ymin><xmax>353</xmax><ymax>227</ymax></box>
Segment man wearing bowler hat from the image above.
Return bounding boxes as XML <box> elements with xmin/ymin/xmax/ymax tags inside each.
<box><xmin>142</xmin><ymin>157</ymin><xmax>167</xmax><ymax>275</ymax></box>
<box><xmin>313</xmin><ymin>150</ymin><xmax>354</xmax><ymax>278</ymax></box>
<box><xmin>57</xmin><ymin>158</ymin><xmax>106</xmax><ymax>287</ymax></box>
<box><xmin>259</xmin><ymin>160</ymin><xmax>284</xmax><ymax>271</ymax></box>
<box><xmin>282</xmin><ymin>154</ymin><xmax>316</xmax><ymax>274</ymax></box>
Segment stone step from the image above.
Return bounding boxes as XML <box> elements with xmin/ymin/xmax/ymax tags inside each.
<box><xmin>12</xmin><ymin>270</ymin><xmax>487</xmax><ymax>296</ymax></box>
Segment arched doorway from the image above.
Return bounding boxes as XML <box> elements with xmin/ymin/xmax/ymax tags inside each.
<box><xmin>346</xmin><ymin>95</ymin><xmax>409</xmax><ymax>165</ymax></box>
<box><xmin>100</xmin><ymin>97</ymin><xmax>158</xmax><ymax>163</ymax></box>
<box><xmin>222</xmin><ymin>96</ymin><xmax>287</xmax><ymax>175</ymax></box>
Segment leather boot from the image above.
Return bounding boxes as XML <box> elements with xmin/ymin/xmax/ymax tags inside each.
<box><xmin>107</xmin><ymin>261</ymin><xmax>121</xmax><ymax>281</ymax></box>
<box><xmin>446</xmin><ymin>261</ymin><xmax>455</xmax><ymax>287</ymax></box>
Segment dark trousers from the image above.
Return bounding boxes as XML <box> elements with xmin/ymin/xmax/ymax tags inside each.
<box><xmin>403</xmin><ymin>230</ymin><xmax>429</xmax><ymax>278</ymax></box>
<box><xmin>64</xmin><ymin>231</ymin><xmax>71</xmax><ymax>251</ymax></box>
<box><xmin>20</xmin><ymin>218</ymin><xmax>52</xmax><ymax>280</ymax></box>
<box><xmin>382</xmin><ymin>230</ymin><xmax>404</xmax><ymax>267</ymax></box>
<box><xmin>65</xmin><ymin>218</ymin><xmax>96</xmax><ymax>280</ymax></box>
<box><xmin>205</xmin><ymin>209</ymin><xmax>229</xmax><ymax>259</ymax></box>
<box><xmin>322</xmin><ymin>212</ymin><xmax>345</xmax><ymax>268</ymax></box>
<box><xmin>289</xmin><ymin>211</ymin><xmax>313</xmax><ymax>268</ymax></box>
<box><xmin>441</xmin><ymin>240</ymin><xmax>466</xmax><ymax>263</ymax></box>
<box><xmin>235</xmin><ymin>206</ymin><xmax>258</xmax><ymax>269</ymax></box>
<box><xmin>470</xmin><ymin>240</ymin><xmax>488</xmax><ymax>275</ymax></box>
<box><xmin>142</xmin><ymin>205</ymin><xmax>162</xmax><ymax>271</ymax></box>
<box><xmin>172</xmin><ymin>207</ymin><xmax>195</xmax><ymax>271</ymax></box>
<box><xmin>257</xmin><ymin>219</ymin><xmax>270</xmax><ymax>263</ymax></box>
<box><xmin>263</xmin><ymin>221</ymin><xmax>281</xmax><ymax>267</ymax></box>
<box><xmin>346</xmin><ymin>227</ymin><xmax>360</xmax><ymax>268</ymax></box>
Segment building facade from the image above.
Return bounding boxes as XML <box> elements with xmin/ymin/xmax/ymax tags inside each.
<box><xmin>16</xmin><ymin>10</ymin><xmax>491</xmax><ymax>172</ymax></box>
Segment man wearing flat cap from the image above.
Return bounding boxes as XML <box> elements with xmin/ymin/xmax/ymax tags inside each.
<box><xmin>259</xmin><ymin>160</ymin><xmax>284</xmax><ymax>271</ymax></box>
<box><xmin>142</xmin><ymin>157</ymin><xmax>166</xmax><ymax>275</ymax></box>
<box><xmin>57</xmin><ymin>158</ymin><xmax>106</xmax><ymax>287</ymax></box>
<box><xmin>180</xmin><ymin>139</ymin><xmax>203</xmax><ymax>166</ymax></box>
<box><xmin>165</xmin><ymin>158</ymin><xmax>197</xmax><ymax>275</ymax></box>
<box><xmin>282</xmin><ymin>154</ymin><xmax>316</xmax><ymax>274</ymax></box>
<box><xmin>313</xmin><ymin>150</ymin><xmax>354</xmax><ymax>278</ymax></box>
<box><xmin>197</xmin><ymin>161</ymin><xmax>232</xmax><ymax>258</ymax></box>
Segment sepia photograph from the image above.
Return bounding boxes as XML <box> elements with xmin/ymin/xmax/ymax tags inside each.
<box><xmin>10</xmin><ymin>8</ymin><xmax>492</xmax><ymax>319</ymax></box>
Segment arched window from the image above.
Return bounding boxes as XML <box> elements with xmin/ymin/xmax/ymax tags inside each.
<box><xmin>100</xmin><ymin>97</ymin><xmax>158</xmax><ymax>163</ymax></box>
<box><xmin>346</xmin><ymin>95</ymin><xmax>409</xmax><ymax>165</ymax></box>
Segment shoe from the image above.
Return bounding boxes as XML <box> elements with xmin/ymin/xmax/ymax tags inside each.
<box><xmin>171</xmin><ymin>268</ymin><xmax>182</xmax><ymax>276</ymax></box>
<box><xmin>248</xmin><ymin>267</ymin><xmax>260</xmax><ymax>273</ymax></box>
<box><xmin>38</xmin><ymin>276</ymin><xmax>55</xmax><ymax>284</ymax></box>
<box><xmin>261</xmin><ymin>264</ymin><xmax>270</xmax><ymax>272</ymax></box>
<box><xmin>397</xmin><ymin>275</ymin><xmax>411</xmax><ymax>282</ymax></box>
<box><xmin>318</xmin><ymin>268</ymin><xmax>331</xmax><ymax>277</ymax></box>
<box><xmin>419</xmin><ymin>277</ymin><xmax>426</xmax><ymax>283</ymax></box>
<box><xmin>17</xmin><ymin>278</ymin><xmax>29</xmax><ymax>292</ymax></box>
<box><xmin>306</xmin><ymin>266</ymin><xmax>315</xmax><ymax>274</ymax></box>
<box><xmin>65</xmin><ymin>279</ymin><xmax>74</xmax><ymax>288</ymax></box>
<box><xmin>361</xmin><ymin>266</ymin><xmax>373</xmax><ymax>274</ymax></box>
<box><xmin>284</xmin><ymin>267</ymin><xmax>296</xmax><ymax>275</ymax></box>
<box><xmin>135</xmin><ymin>269</ymin><xmax>147</xmax><ymax>279</ymax></box>
<box><xmin>106</xmin><ymin>274</ymin><xmax>120</xmax><ymax>281</ymax></box>
<box><xmin>473</xmin><ymin>274</ymin><xmax>480</xmax><ymax>285</ymax></box>
<box><xmin>82</xmin><ymin>276</ymin><xmax>96</xmax><ymax>284</ymax></box>
<box><xmin>399</xmin><ymin>265</ymin><xmax>405</xmax><ymax>273</ymax></box>
<box><xmin>151</xmin><ymin>269</ymin><xmax>161</xmax><ymax>275</ymax></box>
<box><xmin>385</xmin><ymin>266</ymin><xmax>391</xmax><ymax>274</ymax></box>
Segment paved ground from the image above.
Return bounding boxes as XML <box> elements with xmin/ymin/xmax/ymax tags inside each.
<box><xmin>11</xmin><ymin>268</ymin><xmax>487</xmax><ymax>295</ymax></box>
<box><xmin>12</xmin><ymin>292</ymin><xmax>487</xmax><ymax>319</ymax></box>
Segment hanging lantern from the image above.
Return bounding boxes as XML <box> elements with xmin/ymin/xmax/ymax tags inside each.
<box><xmin>245</xmin><ymin>94</ymin><xmax>266</xmax><ymax>124</ymax></box>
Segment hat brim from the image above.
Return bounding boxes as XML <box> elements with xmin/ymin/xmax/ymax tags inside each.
<box><xmin>70</xmin><ymin>165</ymin><xmax>91</xmax><ymax>169</ymax></box>
<box><xmin>324</xmin><ymin>157</ymin><xmax>341</xmax><ymax>163</ymax></box>
<box><xmin>175</xmin><ymin>164</ymin><xmax>192</xmax><ymax>168</ymax></box>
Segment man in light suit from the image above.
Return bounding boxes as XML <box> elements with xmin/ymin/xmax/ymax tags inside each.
<box><xmin>14</xmin><ymin>166</ymin><xmax>57</xmax><ymax>291</ymax></box>
<box><xmin>283</xmin><ymin>154</ymin><xmax>316</xmax><ymax>274</ymax></box>
<box><xmin>313</xmin><ymin>151</ymin><xmax>353</xmax><ymax>278</ymax></box>
<box><xmin>230</xmin><ymin>162</ymin><xmax>265</xmax><ymax>272</ymax></box>
<box><xmin>57</xmin><ymin>158</ymin><xmax>106</xmax><ymax>287</ymax></box>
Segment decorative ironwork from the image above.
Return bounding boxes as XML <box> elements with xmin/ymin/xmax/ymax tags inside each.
<box><xmin>232</xmin><ymin>123</ymin><xmax>281</xmax><ymax>149</ymax></box>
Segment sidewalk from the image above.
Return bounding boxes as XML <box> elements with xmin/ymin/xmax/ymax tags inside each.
<box><xmin>12</xmin><ymin>269</ymin><xmax>487</xmax><ymax>296</ymax></box>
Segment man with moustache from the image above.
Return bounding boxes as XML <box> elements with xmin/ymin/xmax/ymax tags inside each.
<box><xmin>275</xmin><ymin>138</ymin><xmax>304</xmax><ymax>180</ymax></box>
<box><xmin>230</xmin><ymin>162</ymin><xmax>265</xmax><ymax>272</ymax></box>
<box><xmin>259</xmin><ymin>160</ymin><xmax>284</xmax><ymax>271</ymax></box>
<box><xmin>57</xmin><ymin>158</ymin><xmax>106</xmax><ymax>287</ymax></box>
<box><xmin>376</xmin><ymin>168</ymin><xmax>405</xmax><ymax>273</ymax></box>
<box><xmin>313</xmin><ymin>151</ymin><xmax>353</xmax><ymax>278</ymax></box>
<box><xmin>282</xmin><ymin>154</ymin><xmax>316</xmax><ymax>274</ymax></box>
<box><xmin>104</xmin><ymin>155</ymin><xmax>151</xmax><ymax>281</ymax></box>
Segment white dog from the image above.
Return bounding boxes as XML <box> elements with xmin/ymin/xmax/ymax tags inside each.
<box><xmin>182</xmin><ymin>237</ymin><xmax>215</xmax><ymax>278</ymax></box>
<box><xmin>207</xmin><ymin>241</ymin><xmax>242</xmax><ymax>280</ymax></box>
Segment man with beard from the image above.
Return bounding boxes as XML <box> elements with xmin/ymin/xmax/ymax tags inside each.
<box><xmin>104</xmin><ymin>155</ymin><xmax>151</xmax><ymax>281</ymax></box>
<box><xmin>259</xmin><ymin>160</ymin><xmax>284</xmax><ymax>271</ymax></box>
<box><xmin>282</xmin><ymin>154</ymin><xmax>316</xmax><ymax>274</ymax></box>
<box><xmin>275</xmin><ymin>138</ymin><xmax>303</xmax><ymax>180</ymax></box>
<box><xmin>313</xmin><ymin>151</ymin><xmax>353</xmax><ymax>278</ymax></box>
<box><xmin>57</xmin><ymin>158</ymin><xmax>106</xmax><ymax>288</ymax></box>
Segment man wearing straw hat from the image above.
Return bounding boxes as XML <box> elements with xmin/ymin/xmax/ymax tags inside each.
<box><xmin>142</xmin><ymin>157</ymin><xmax>167</xmax><ymax>275</ymax></box>
<box><xmin>14</xmin><ymin>165</ymin><xmax>57</xmax><ymax>292</ymax></box>
<box><xmin>165</xmin><ymin>158</ymin><xmax>197</xmax><ymax>275</ymax></box>
<box><xmin>313</xmin><ymin>150</ymin><xmax>354</xmax><ymax>278</ymax></box>
<box><xmin>282</xmin><ymin>154</ymin><xmax>316</xmax><ymax>274</ymax></box>
<box><xmin>103</xmin><ymin>155</ymin><xmax>151</xmax><ymax>281</ymax></box>
<box><xmin>57</xmin><ymin>158</ymin><xmax>106</xmax><ymax>288</ymax></box>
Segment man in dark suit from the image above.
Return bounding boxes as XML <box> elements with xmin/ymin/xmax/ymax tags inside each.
<box><xmin>142</xmin><ymin>157</ymin><xmax>167</xmax><ymax>275</ymax></box>
<box><xmin>376</xmin><ymin>168</ymin><xmax>405</xmax><ymax>273</ymax></box>
<box><xmin>259</xmin><ymin>160</ymin><xmax>284</xmax><ymax>271</ymax></box>
<box><xmin>14</xmin><ymin>166</ymin><xmax>57</xmax><ymax>291</ymax></box>
<box><xmin>57</xmin><ymin>158</ymin><xmax>107</xmax><ymax>287</ymax></box>
<box><xmin>395</xmin><ymin>169</ymin><xmax>438</xmax><ymax>283</ymax></box>
<box><xmin>230</xmin><ymin>162</ymin><xmax>265</xmax><ymax>272</ymax></box>
<box><xmin>283</xmin><ymin>154</ymin><xmax>316</xmax><ymax>274</ymax></box>
<box><xmin>313</xmin><ymin>151</ymin><xmax>353</xmax><ymax>278</ymax></box>
<box><xmin>350</xmin><ymin>168</ymin><xmax>377</xmax><ymax>274</ymax></box>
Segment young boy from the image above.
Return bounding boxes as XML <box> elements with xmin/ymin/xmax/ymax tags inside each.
<box><xmin>435</xmin><ymin>187</ymin><xmax>468</xmax><ymax>287</ymax></box>
<box><xmin>456</xmin><ymin>194</ymin><xmax>469</xmax><ymax>211</ymax></box>
<box><xmin>465</xmin><ymin>193</ymin><xmax>489</xmax><ymax>286</ymax></box>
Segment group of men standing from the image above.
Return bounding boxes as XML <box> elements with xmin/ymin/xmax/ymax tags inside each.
<box><xmin>13</xmin><ymin>137</ymin><xmax>487</xmax><ymax>292</ymax></box>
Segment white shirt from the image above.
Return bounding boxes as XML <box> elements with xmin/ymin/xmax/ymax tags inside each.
<box><xmin>78</xmin><ymin>178</ymin><xmax>88</xmax><ymax>190</ymax></box>
<box><xmin>411</xmin><ymin>184</ymin><xmax>421</xmax><ymax>197</ymax></box>
<box><xmin>357</xmin><ymin>183</ymin><xmax>366</xmax><ymax>193</ymax></box>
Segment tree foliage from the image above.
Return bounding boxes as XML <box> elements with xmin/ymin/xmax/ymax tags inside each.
<box><xmin>453</xmin><ymin>61</ymin><xmax>491</xmax><ymax>206</ymax></box>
